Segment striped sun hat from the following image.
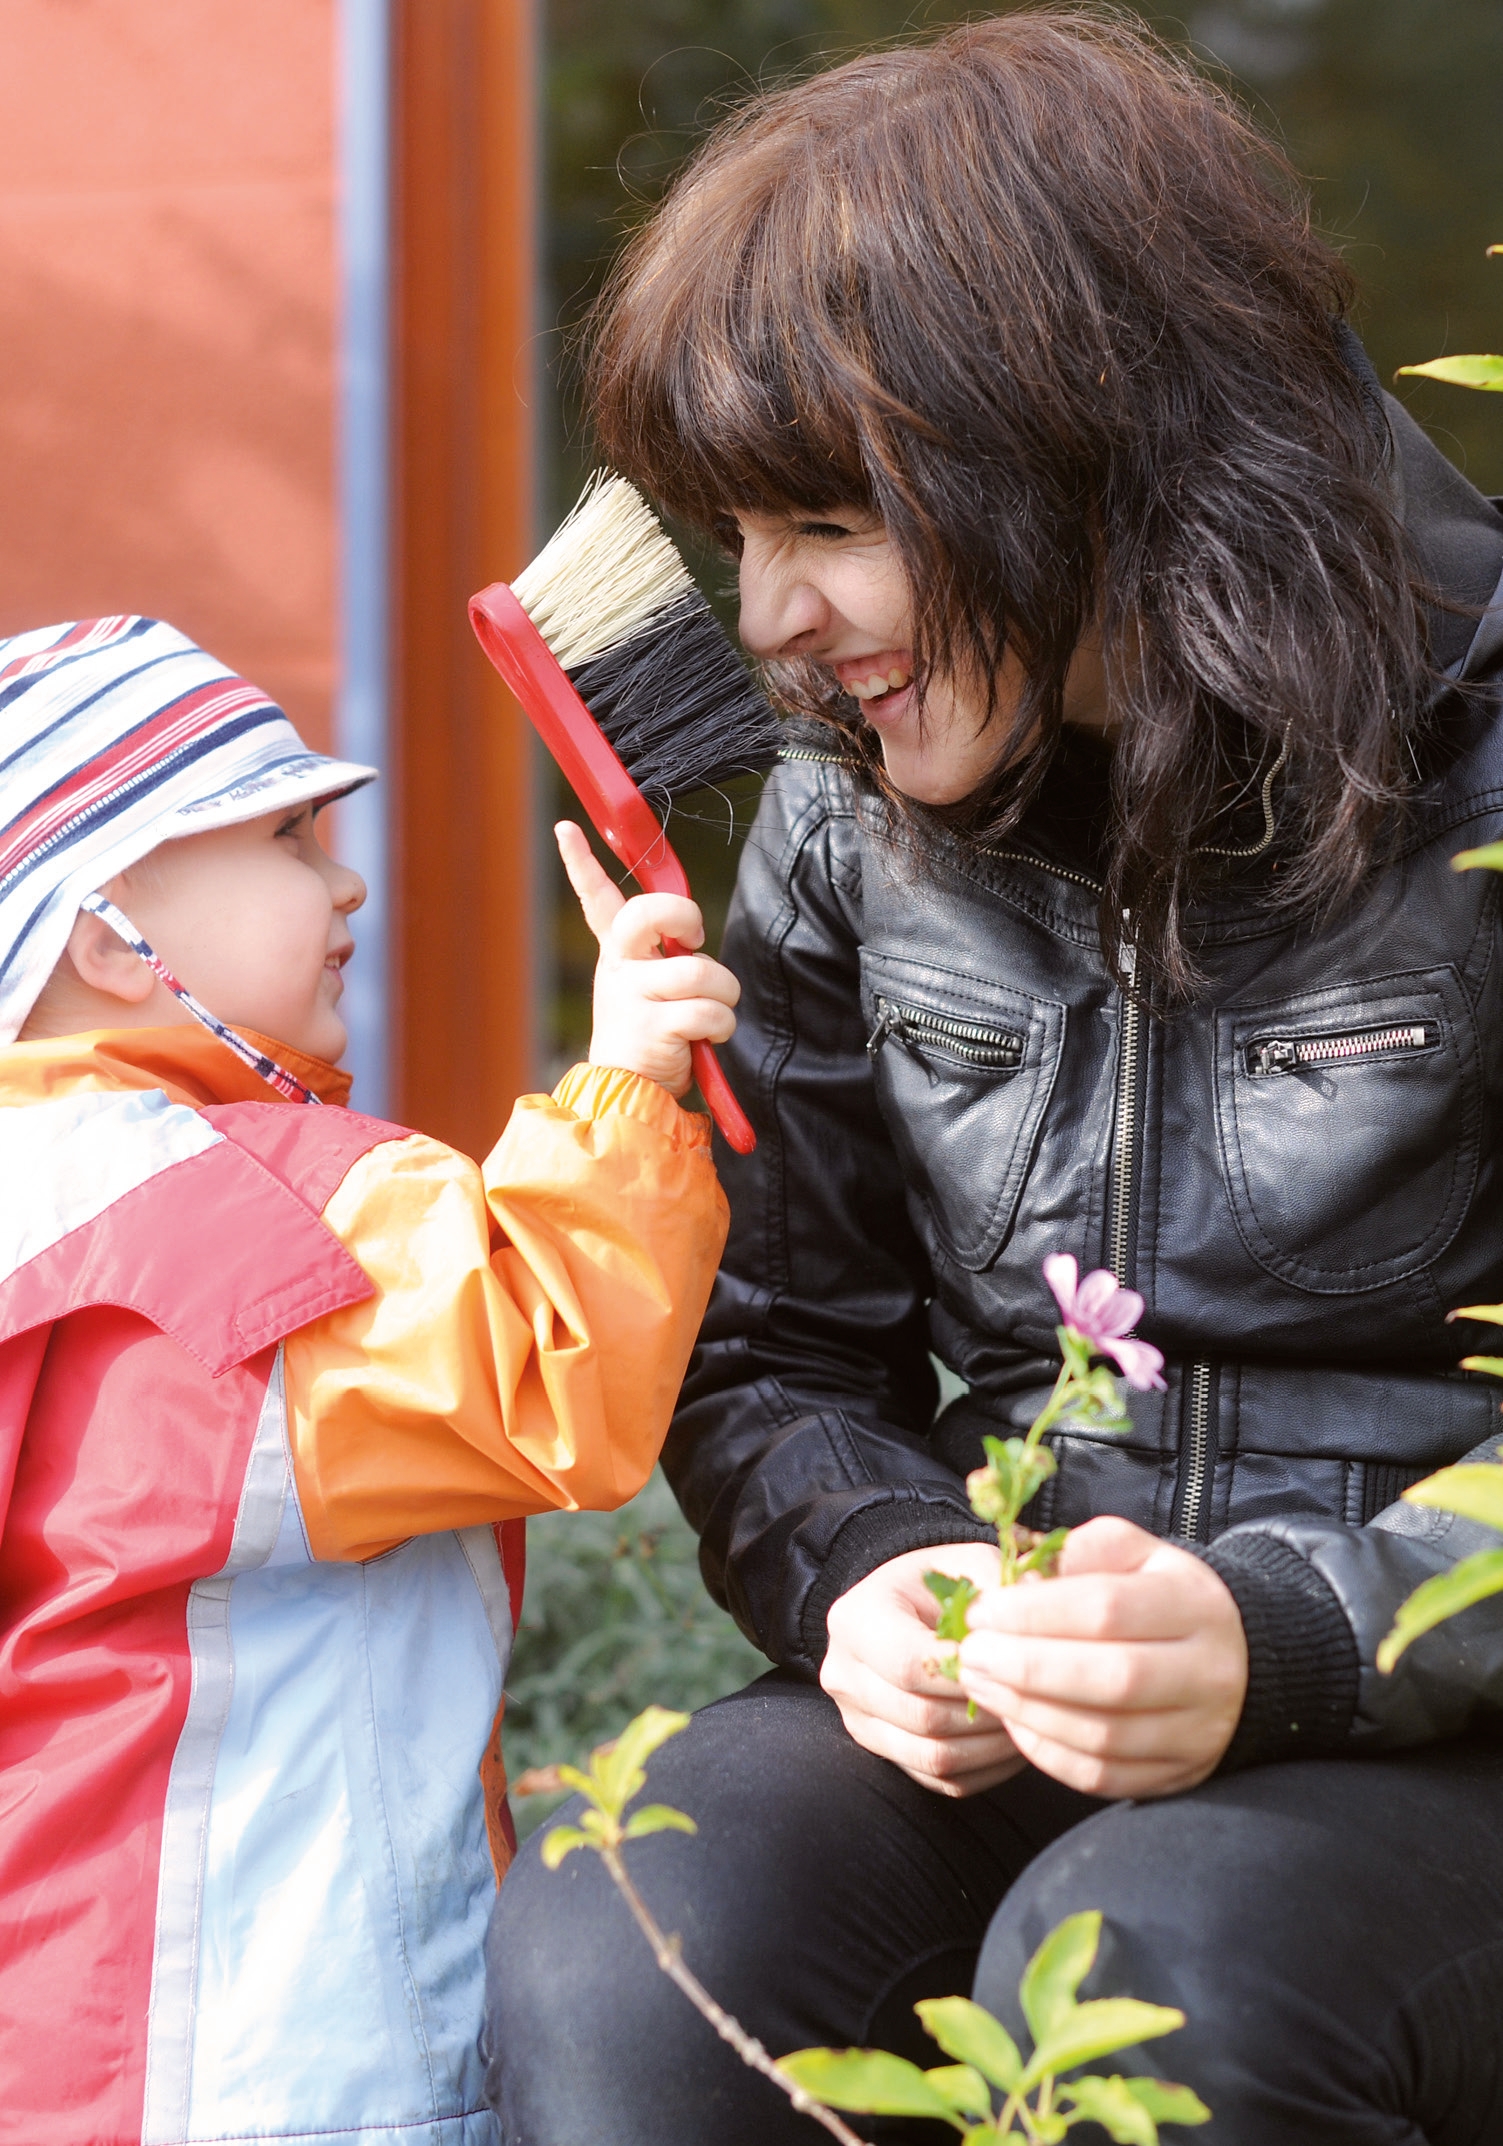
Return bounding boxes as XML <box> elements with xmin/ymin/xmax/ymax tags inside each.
<box><xmin>0</xmin><ymin>616</ymin><xmax>376</xmax><ymax>1045</ymax></box>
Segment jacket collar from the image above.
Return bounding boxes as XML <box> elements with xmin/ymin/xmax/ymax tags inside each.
<box><xmin>0</xmin><ymin>1024</ymin><xmax>353</xmax><ymax>1113</ymax></box>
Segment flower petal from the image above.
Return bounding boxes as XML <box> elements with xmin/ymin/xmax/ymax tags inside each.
<box><xmin>1096</xmin><ymin>1283</ymin><xmax>1146</xmax><ymax>1339</ymax></box>
<box><xmin>1073</xmin><ymin>1268</ymin><xmax>1139</xmax><ymax>1338</ymax></box>
<box><xmin>1042</xmin><ymin>1253</ymin><xmax>1079</xmax><ymax>1321</ymax></box>
<box><xmin>1103</xmin><ymin>1335</ymin><xmax>1167</xmax><ymax>1391</ymax></box>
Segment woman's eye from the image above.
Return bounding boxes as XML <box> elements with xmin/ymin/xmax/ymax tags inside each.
<box><xmin>798</xmin><ymin>521</ymin><xmax>856</xmax><ymax>541</ymax></box>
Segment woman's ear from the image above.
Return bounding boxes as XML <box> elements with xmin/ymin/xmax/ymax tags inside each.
<box><xmin>64</xmin><ymin>906</ymin><xmax>157</xmax><ymax>1005</ymax></box>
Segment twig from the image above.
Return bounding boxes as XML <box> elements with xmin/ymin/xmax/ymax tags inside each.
<box><xmin>601</xmin><ymin>1845</ymin><xmax>868</xmax><ymax>2146</ymax></box>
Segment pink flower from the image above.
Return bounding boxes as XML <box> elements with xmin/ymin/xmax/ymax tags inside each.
<box><xmin>1042</xmin><ymin>1253</ymin><xmax>1167</xmax><ymax>1392</ymax></box>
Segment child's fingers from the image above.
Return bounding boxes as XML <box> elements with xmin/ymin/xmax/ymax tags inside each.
<box><xmin>629</xmin><ymin>952</ymin><xmax>740</xmax><ymax>1009</ymax></box>
<box><xmin>614</xmin><ymin>997</ymin><xmax>736</xmax><ymax>1053</ymax></box>
<box><xmin>607</xmin><ymin>891</ymin><xmax>706</xmax><ymax>962</ymax></box>
<box><xmin>555</xmin><ymin>822</ymin><xmax>626</xmax><ymax>945</ymax></box>
<box><xmin>659</xmin><ymin>997</ymin><xmax>738</xmax><ymax>1047</ymax></box>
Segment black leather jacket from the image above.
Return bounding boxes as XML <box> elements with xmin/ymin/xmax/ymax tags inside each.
<box><xmin>669</xmin><ymin>396</ymin><xmax>1503</xmax><ymax>1769</ymax></box>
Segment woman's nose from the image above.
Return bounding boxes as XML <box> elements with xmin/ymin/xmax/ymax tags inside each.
<box><xmin>737</xmin><ymin>547</ymin><xmax>828</xmax><ymax>660</ymax></box>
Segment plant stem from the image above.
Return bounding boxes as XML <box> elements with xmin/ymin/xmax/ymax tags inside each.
<box><xmin>1022</xmin><ymin>1360</ymin><xmax>1075</xmax><ymax>1451</ymax></box>
<box><xmin>601</xmin><ymin>1845</ymin><xmax>868</xmax><ymax>2146</ymax></box>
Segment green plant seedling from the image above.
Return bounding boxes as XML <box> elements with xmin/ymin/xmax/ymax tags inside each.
<box><xmin>783</xmin><ymin>1910</ymin><xmax>1210</xmax><ymax>2141</ymax></box>
<box><xmin>1376</xmin><ymin>811</ymin><xmax>1503</xmax><ymax>1675</ymax></box>
<box><xmin>530</xmin><ymin>1708</ymin><xmax>868</xmax><ymax>2145</ymax></box>
<box><xmin>926</xmin><ymin>1259</ymin><xmax>1165</xmax><ymax>1677</ymax></box>
<box><xmin>1377</xmin><ymin>1444</ymin><xmax>1503</xmax><ymax>1672</ymax></box>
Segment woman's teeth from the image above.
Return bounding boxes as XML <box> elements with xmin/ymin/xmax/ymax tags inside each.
<box><xmin>845</xmin><ymin>667</ymin><xmax>913</xmax><ymax>702</ymax></box>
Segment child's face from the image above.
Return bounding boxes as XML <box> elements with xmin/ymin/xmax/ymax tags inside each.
<box><xmin>105</xmin><ymin>803</ymin><xmax>365</xmax><ymax>1062</ymax></box>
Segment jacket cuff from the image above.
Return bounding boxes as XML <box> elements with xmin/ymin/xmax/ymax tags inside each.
<box><xmin>1201</xmin><ymin>1529</ymin><xmax>1360</xmax><ymax>1772</ymax></box>
<box><xmin>551</xmin><ymin>1062</ymin><xmax>711</xmax><ymax>1148</ymax></box>
<box><xmin>800</xmin><ymin>1495</ymin><xmax>997</xmax><ymax>1667</ymax></box>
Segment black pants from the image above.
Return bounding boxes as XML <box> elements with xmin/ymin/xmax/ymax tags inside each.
<box><xmin>486</xmin><ymin>1672</ymin><xmax>1503</xmax><ymax>2144</ymax></box>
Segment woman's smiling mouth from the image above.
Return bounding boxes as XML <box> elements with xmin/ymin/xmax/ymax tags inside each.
<box><xmin>833</xmin><ymin>650</ymin><xmax>915</xmax><ymax>709</ymax></box>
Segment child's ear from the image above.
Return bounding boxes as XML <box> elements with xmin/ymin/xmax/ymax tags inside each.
<box><xmin>65</xmin><ymin>907</ymin><xmax>157</xmax><ymax>1005</ymax></box>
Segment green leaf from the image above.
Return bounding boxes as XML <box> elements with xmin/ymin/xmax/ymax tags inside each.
<box><xmin>539</xmin><ymin>1824</ymin><xmax>593</xmax><ymax>1869</ymax></box>
<box><xmin>589</xmin><ymin>1706</ymin><xmax>690</xmax><ymax>1818</ymax></box>
<box><xmin>1459</xmin><ymin>1356</ymin><xmax>1503</xmax><ymax>1381</ymax></box>
<box><xmin>621</xmin><ymin>1803</ymin><xmax>697</xmax><ymax>1841</ymax></box>
<box><xmin>1019</xmin><ymin>1911</ymin><xmax>1101</xmax><ymax>2046</ymax></box>
<box><xmin>1032</xmin><ymin>2115</ymin><xmax>1069</xmax><ymax>2143</ymax></box>
<box><xmin>1376</xmin><ymin>1547</ymin><xmax>1503</xmax><ymax>1671</ymax></box>
<box><xmin>778</xmin><ymin>2048</ymin><xmax>965</xmax><ymax>2122</ymax></box>
<box><xmin>1450</xmin><ymin>1299</ymin><xmax>1503</xmax><ymax>1324</ymax></box>
<box><xmin>1396</xmin><ymin>354</ymin><xmax>1503</xmax><ymax>391</ymax></box>
<box><xmin>923</xmin><ymin>2065</ymin><xmax>994</xmax><ymax>2120</ymax></box>
<box><xmin>1016</xmin><ymin>1527</ymin><xmax>1071</xmax><ymax>1579</ymax></box>
<box><xmin>915</xmin><ymin>1998</ymin><xmax>1024</xmax><ymax>2093</ymax></box>
<box><xmin>1058</xmin><ymin>2075</ymin><xmax>1159</xmax><ymax>2146</ymax></box>
<box><xmin>1403</xmin><ymin>1462</ymin><xmax>1503</xmax><ymax>1533</ymax></box>
<box><xmin>1022</xmin><ymin>2000</ymin><xmax>1185</xmax><ymax>2092</ymax></box>
<box><xmin>1119</xmin><ymin>2079</ymin><xmax>1212</xmax><ymax>2125</ymax></box>
<box><xmin>926</xmin><ymin>1570</ymin><xmax>982</xmax><ymax>1643</ymax></box>
<box><xmin>1453</xmin><ymin>842</ymin><xmax>1503</xmax><ymax>876</ymax></box>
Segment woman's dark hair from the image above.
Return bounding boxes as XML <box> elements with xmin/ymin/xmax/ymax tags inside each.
<box><xmin>587</xmin><ymin>6</ymin><xmax>1430</xmax><ymax>1000</ymax></box>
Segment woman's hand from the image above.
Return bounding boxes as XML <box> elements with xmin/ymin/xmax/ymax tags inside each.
<box><xmin>957</xmin><ymin>1515</ymin><xmax>1248</xmax><ymax>1799</ymax></box>
<box><xmin>820</xmin><ymin>1544</ymin><xmax>1026</xmax><ymax>1796</ymax></box>
<box><xmin>557</xmin><ymin>821</ymin><xmax>740</xmax><ymax>1096</ymax></box>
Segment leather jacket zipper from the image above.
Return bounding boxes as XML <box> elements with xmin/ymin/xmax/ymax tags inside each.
<box><xmin>982</xmin><ymin>845</ymin><xmax>1105</xmax><ymax>898</ymax></box>
<box><xmin>1246</xmin><ymin>1021</ymin><xmax>1438</xmax><ymax>1077</ymax></box>
<box><xmin>1106</xmin><ymin>936</ymin><xmax>1145</xmax><ymax>1286</ymax></box>
<box><xmin>866</xmin><ymin>996</ymin><xmax>1025</xmax><ymax>1071</ymax></box>
<box><xmin>1179</xmin><ymin>1359</ymin><xmax>1213</xmax><ymax>1541</ymax></box>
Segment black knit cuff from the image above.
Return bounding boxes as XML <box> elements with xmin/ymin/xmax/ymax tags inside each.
<box><xmin>799</xmin><ymin>1497</ymin><xmax>997</xmax><ymax>1667</ymax></box>
<box><xmin>1201</xmin><ymin>1530</ymin><xmax>1360</xmax><ymax>1772</ymax></box>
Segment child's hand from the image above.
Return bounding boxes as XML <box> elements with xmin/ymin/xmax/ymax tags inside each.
<box><xmin>556</xmin><ymin>821</ymin><xmax>740</xmax><ymax>1097</ymax></box>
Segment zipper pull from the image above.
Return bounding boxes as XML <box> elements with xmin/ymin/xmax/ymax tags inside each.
<box><xmin>866</xmin><ymin>1001</ymin><xmax>898</xmax><ymax>1058</ymax></box>
<box><xmin>1249</xmin><ymin>1039</ymin><xmax>1298</xmax><ymax>1076</ymax></box>
<box><xmin>1118</xmin><ymin>909</ymin><xmax>1136</xmax><ymax>988</ymax></box>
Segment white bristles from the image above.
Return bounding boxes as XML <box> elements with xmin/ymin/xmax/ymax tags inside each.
<box><xmin>511</xmin><ymin>473</ymin><xmax>695</xmax><ymax>672</ymax></box>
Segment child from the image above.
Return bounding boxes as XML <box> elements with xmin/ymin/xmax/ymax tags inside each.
<box><xmin>0</xmin><ymin>615</ymin><xmax>736</xmax><ymax>2146</ymax></box>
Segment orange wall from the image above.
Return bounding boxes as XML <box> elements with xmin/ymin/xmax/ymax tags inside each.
<box><xmin>0</xmin><ymin>0</ymin><xmax>337</xmax><ymax>744</ymax></box>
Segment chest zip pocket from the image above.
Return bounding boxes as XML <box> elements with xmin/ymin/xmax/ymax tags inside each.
<box><xmin>860</xmin><ymin>959</ymin><xmax>1064</xmax><ymax>1273</ymax></box>
<box><xmin>1245</xmin><ymin>1021</ymin><xmax>1438</xmax><ymax>1078</ymax></box>
<box><xmin>867</xmin><ymin>996</ymin><xmax>1026</xmax><ymax>1075</ymax></box>
<box><xmin>1213</xmin><ymin>973</ymin><xmax>1479</xmax><ymax>1295</ymax></box>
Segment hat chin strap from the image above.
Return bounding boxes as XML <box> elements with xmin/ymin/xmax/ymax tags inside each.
<box><xmin>79</xmin><ymin>893</ymin><xmax>324</xmax><ymax>1107</ymax></box>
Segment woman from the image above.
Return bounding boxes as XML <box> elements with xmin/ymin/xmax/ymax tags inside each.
<box><xmin>488</xmin><ymin>14</ymin><xmax>1503</xmax><ymax>2142</ymax></box>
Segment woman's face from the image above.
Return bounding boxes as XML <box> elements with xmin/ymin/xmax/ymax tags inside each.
<box><xmin>735</xmin><ymin>509</ymin><xmax>1110</xmax><ymax>803</ymax></box>
<box><xmin>734</xmin><ymin>509</ymin><xmax>1013</xmax><ymax>803</ymax></box>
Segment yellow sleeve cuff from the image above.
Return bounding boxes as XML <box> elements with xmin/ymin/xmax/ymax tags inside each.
<box><xmin>550</xmin><ymin>1062</ymin><xmax>713</xmax><ymax>1149</ymax></box>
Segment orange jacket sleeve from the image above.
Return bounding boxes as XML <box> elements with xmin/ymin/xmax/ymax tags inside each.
<box><xmin>281</xmin><ymin>1064</ymin><xmax>729</xmax><ymax>1561</ymax></box>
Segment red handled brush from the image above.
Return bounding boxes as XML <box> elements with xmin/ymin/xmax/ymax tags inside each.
<box><xmin>470</xmin><ymin>474</ymin><xmax>781</xmax><ymax>1154</ymax></box>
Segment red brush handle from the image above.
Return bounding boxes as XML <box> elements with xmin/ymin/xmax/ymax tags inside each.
<box><xmin>469</xmin><ymin>580</ymin><xmax>757</xmax><ymax>1155</ymax></box>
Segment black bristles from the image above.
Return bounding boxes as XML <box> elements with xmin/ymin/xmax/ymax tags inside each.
<box><xmin>566</xmin><ymin>589</ymin><xmax>783</xmax><ymax>811</ymax></box>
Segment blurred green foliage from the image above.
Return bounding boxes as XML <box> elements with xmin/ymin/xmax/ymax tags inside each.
<box><xmin>504</xmin><ymin>1469</ymin><xmax>767</xmax><ymax>1839</ymax></box>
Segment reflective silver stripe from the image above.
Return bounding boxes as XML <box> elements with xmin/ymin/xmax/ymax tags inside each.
<box><xmin>141</xmin><ymin>1348</ymin><xmax>292</xmax><ymax>2146</ymax></box>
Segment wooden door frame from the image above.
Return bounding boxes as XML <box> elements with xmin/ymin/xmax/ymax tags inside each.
<box><xmin>390</xmin><ymin>0</ymin><xmax>538</xmax><ymax>1157</ymax></box>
